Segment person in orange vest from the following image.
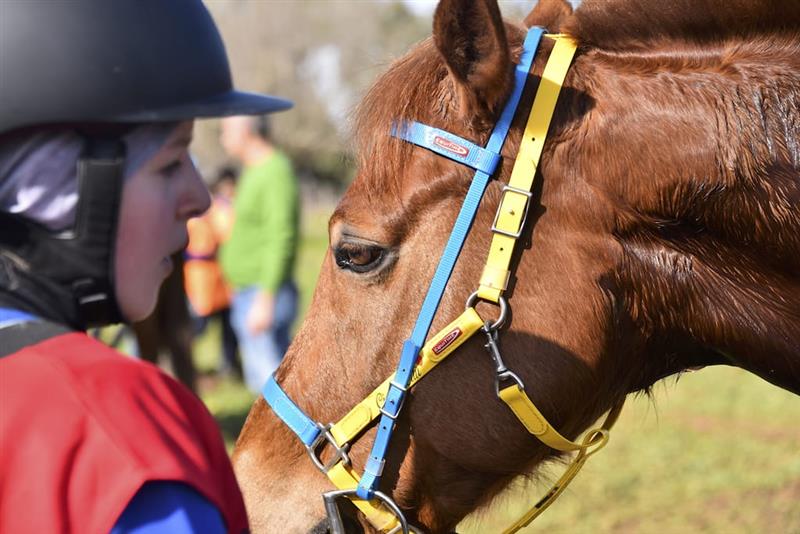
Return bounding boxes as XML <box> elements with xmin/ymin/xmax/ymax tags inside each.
<box><xmin>185</xmin><ymin>166</ymin><xmax>241</xmax><ymax>378</ymax></box>
<box><xmin>0</xmin><ymin>1</ymin><xmax>292</xmax><ymax>532</ymax></box>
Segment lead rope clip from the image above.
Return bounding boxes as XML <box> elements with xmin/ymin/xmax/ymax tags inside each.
<box><xmin>483</xmin><ymin>320</ymin><xmax>525</xmax><ymax>396</ymax></box>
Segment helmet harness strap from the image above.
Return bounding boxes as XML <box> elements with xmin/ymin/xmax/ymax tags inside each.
<box><xmin>70</xmin><ymin>137</ymin><xmax>126</xmax><ymax>327</ymax></box>
<box><xmin>0</xmin><ymin>136</ymin><xmax>125</xmax><ymax>328</ymax></box>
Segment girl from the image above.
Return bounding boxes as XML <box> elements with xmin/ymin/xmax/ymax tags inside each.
<box><xmin>0</xmin><ymin>2</ymin><xmax>290</xmax><ymax>532</ymax></box>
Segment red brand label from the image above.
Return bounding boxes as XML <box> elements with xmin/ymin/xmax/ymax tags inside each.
<box><xmin>433</xmin><ymin>136</ymin><xmax>469</xmax><ymax>157</ymax></box>
<box><xmin>432</xmin><ymin>327</ymin><xmax>462</xmax><ymax>355</ymax></box>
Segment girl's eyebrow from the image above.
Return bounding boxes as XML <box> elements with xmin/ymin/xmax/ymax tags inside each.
<box><xmin>169</xmin><ymin>133</ymin><xmax>194</xmax><ymax>148</ymax></box>
<box><xmin>165</xmin><ymin>126</ymin><xmax>194</xmax><ymax>149</ymax></box>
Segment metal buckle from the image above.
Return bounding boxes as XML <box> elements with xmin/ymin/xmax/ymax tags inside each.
<box><xmin>490</xmin><ymin>184</ymin><xmax>533</xmax><ymax>239</ymax></box>
<box><xmin>323</xmin><ymin>489</ymin><xmax>423</xmax><ymax>534</ymax></box>
<box><xmin>305</xmin><ymin>423</ymin><xmax>351</xmax><ymax>473</ymax></box>
<box><xmin>379</xmin><ymin>381</ymin><xmax>407</xmax><ymax>421</ymax></box>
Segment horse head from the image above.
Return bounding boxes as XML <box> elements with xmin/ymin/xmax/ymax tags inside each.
<box><xmin>234</xmin><ymin>0</ymin><xmax>800</xmax><ymax>531</ymax></box>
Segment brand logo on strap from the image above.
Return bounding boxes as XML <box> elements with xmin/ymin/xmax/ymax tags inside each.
<box><xmin>434</xmin><ymin>136</ymin><xmax>469</xmax><ymax>157</ymax></box>
<box><xmin>432</xmin><ymin>327</ymin><xmax>462</xmax><ymax>355</ymax></box>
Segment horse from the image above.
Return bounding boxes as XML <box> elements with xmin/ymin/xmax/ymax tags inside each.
<box><xmin>233</xmin><ymin>0</ymin><xmax>800</xmax><ymax>531</ymax></box>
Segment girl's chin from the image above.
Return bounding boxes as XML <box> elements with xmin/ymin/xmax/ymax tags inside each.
<box><xmin>160</xmin><ymin>255</ymin><xmax>174</xmax><ymax>276</ymax></box>
<box><xmin>121</xmin><ymin>296</ymin><xmax>158</xmax><ymax>323</ymax></box>
<box><xmin>118</xmin><ymin>281</ymin><xmax>162</xmax><ymax>322</ymax></box>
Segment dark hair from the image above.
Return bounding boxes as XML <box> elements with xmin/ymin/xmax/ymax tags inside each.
<box><xmin>254</xmin><ymin>115</ymin><xmax>272</xmax><ymax>142</ymax></box>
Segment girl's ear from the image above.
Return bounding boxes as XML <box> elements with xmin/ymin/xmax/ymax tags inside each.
<box><xmin>433</xmin><ymin>0</ymin><xmax>512</xmax><ymax>123</ymax></box>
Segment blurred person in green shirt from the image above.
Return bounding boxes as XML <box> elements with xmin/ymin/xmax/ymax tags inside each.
<box><xmin>219</xmin><ymin>116</ymin><xmax>299</xmax><ymax>392</ymax></box>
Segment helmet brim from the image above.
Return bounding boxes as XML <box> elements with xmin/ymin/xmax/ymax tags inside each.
<box><xmin>111</xmin><ymin>90</ymin><xmax>293</xmax><ymax>123</ymax></box>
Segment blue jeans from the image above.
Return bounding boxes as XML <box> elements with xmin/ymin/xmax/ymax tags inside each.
<box><xmin>230</xmin><ymin>283</ymin><xmax>297</xmax><ymax>392</ymax></box>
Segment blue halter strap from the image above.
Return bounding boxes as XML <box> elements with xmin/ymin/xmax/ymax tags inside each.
<box><xmin>262</xmin><ymin>26</ymin><xmax>546</xmax><ymax>502</ymax></box>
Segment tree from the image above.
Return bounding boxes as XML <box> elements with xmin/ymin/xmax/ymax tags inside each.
<box><xmin>194</xmin><ymin>1</ymin><xmax>430</xmax><ymax>189</ymax></box>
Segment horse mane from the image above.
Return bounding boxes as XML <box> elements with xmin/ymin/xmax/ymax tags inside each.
<box><xmin>568</xmin><ymin>0</ymin><xmax>800</xmax><ymax>50</ymax></box>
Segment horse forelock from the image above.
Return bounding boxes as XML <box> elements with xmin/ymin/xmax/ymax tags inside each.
<box><xmin>350</xmin><ymin>38</ymin><xmax>447</xmax><ymax>203</ymax></box>
<box><xmin>349</xmin><ymin>23</ymin><xmax>528</xmax><ymax>206</ymax></box>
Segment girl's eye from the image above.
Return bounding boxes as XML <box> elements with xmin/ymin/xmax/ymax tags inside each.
<box><xmin>334</xmin><ymin>243</ymin><xmax>385</xmax><ymax>273</ymax></box>
<box><xmin>160</xmin><ymin>160</ymin><xmax>183</xmax><ymax>176</ymax></box>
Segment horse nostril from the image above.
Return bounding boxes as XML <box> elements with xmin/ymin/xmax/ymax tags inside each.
<box><xmin>309</xmin><ymin>519</ymin><xmax>329</xmax><ymax>534</ymax></box>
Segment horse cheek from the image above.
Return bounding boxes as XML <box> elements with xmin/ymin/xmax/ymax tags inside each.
<box><xmin>233</xmin><ymin>398</ymin><xmax>330</xmax><ymax>532</ymax></box>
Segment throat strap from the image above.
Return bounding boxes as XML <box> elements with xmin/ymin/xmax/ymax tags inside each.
<box><xmin>479</xmin><ymin>34</ymin><xmax>579</xmax><ymax>302</ymax></box>
<box><xmin>501</xmin><ymin>401</ymin><xmax>624</xmax><ymax>533</ymax></box>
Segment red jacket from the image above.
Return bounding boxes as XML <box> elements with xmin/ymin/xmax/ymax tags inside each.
<box><xmin>0</xmin><ymin>332</ymin><xmax>249</xmax><ymax>533</ymax></box>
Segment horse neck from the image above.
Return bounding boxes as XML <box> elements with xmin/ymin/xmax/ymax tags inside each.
<box><xmin>564</xmin><ymin>36</ymin><xmax>800</xmax><ymax>395</ymax></box>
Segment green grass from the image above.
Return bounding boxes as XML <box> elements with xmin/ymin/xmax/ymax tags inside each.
<box><xmin>460</xmin><ymin>370</ymin><xmax>800</xmax><ymax>533</ymax></box>
<box><xmin>197</xmin><ymin>204</ymin><xmax>800</xmax><ymax>532</ymax></box>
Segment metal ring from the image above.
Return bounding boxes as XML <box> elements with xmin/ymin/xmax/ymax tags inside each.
<box><xmin>465</xmin><ymin>291</ymin><xmax>508</xmax><ymax>330</ymax></box>
<box><xmin>323</xmin><ymin>488</ymin><xmax>419</xmax><ymax>534</ymax></box>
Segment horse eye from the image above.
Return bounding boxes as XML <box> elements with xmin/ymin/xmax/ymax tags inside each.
<box><xmin>334</xmin><ymin>243</ymin><xmax>385</xmax><ymax>273</ymax></box>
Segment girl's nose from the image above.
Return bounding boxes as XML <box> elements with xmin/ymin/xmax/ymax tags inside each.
<box><xmin>179</xmin><ymin>158</ymin><xmax>212</xmax><ymax>220</ymax></box>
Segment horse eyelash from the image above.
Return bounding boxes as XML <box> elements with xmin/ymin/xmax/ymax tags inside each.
<box><xmin>334</xmin><ymin>243</ymin><xmax>386</xmax><ymax>274</ymax></box>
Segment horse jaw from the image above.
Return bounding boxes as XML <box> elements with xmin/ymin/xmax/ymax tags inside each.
<box><xmin>233</xmin><ymin>397</ymin><xmax>332</xmax><ymax>533</ymax></box>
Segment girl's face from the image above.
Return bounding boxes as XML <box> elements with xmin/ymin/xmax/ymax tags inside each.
<box><xmin>115</xmin><ymin>121</ymin><xmax>210</xmax><ymax>321</ymax></box>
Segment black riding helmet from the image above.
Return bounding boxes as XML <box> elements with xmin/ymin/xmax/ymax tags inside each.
<box><xmin>0</xmin><ymin>0</ymin><xmax>291</xmax><ymax>329</ymax></box>
<box><xmin>0</xmin><ymin>0</ymin><xmax>291</xmax><ymax>133</ymax></box>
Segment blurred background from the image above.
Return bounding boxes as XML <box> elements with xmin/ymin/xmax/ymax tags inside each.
<box><xmin>103</xmin><ymin>1</ymin><xmax>800</xmax><ymax>532</ymax></box>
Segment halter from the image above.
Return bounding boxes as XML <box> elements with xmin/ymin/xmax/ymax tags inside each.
<box><xmin>264</xmin><ymin>29</ymin><xmax>625</xmax><ymax>534</ymax></box>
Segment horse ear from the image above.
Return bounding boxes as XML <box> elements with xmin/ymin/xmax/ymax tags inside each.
<box><xmin>523</xmin><ymin>0</ymin><xmax>574</xmax><ymax>31</ymax></box>
<box><xmin>433</xmin><ymin>0</ymin><xmax>512</xmax><ymax>121</ymax></box>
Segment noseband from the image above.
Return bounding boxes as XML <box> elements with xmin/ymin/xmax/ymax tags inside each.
<box><xmin>264</xmin><ymin>28</ymin><xmax>624</xmax><ymax>533</ymax></box>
